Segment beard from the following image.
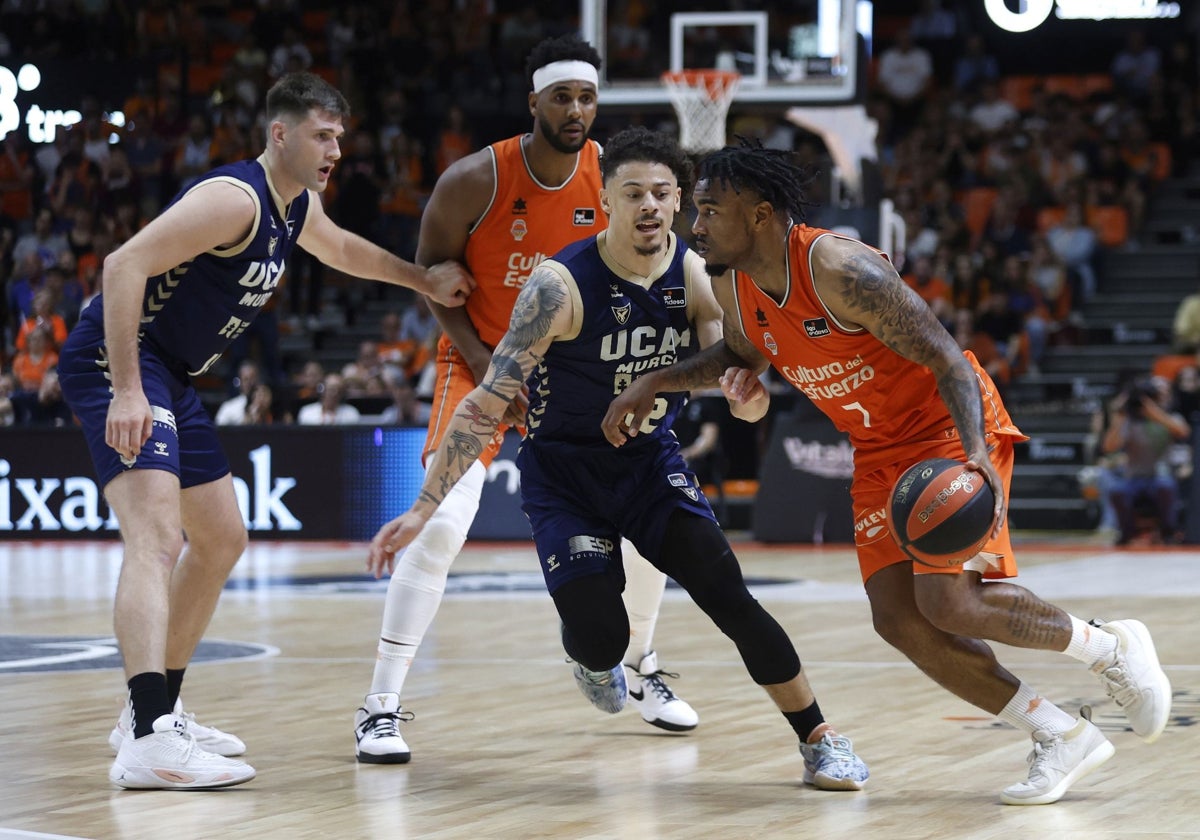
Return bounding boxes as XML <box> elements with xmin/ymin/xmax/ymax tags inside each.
<box><xmin>703</xmin><ymin>260</ymin><xmax>729</xmax><ymax>277</ymax></box>
<box><xmin>537</xmin><ymin>113</ymin><xmax>587</xmax><ymax>153</ymax></box>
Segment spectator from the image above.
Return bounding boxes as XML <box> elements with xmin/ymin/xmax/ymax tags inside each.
<box><xmin>15</xmin><ymin>288</ymin><xmax>69</xmax><ymax>352</ymax></box>
<box><xmin>435</xmin><ymin>105</ymin><xmax>474</xmax><ymax>176</ymax></box>
<box><xmin>395</xmin><ymin>295</ymin><xmax>439</xmax><ymax>382</ymax></box>
<box><xmin>1046</xmin><ymin>201</ymin><xmax>1099</xmax><ymax>306</ymax></box>
<box><xmin>0</xmin><ymin>133</ymin><xmax>35</xmax><ymax>229</ymax></box>
<box><xmin>1101</xmin><ymin>376</ymin><xmax>1190</xmax><ymax>545</ymax></box>
<box><xmin>12</xmin><ymin>324</ymin><xmax>58</xmax><ymax>391</ymax></box>
<box><xmin>967</xmin><ymin>80</ymin><xmax>1021</xmax><ymax>137</ymax></box>
<box><xmin>11</xmin><ymin>367</ymin><xmax>73</xmax><ymax>426</ymax></box>
<box><xmin>902</xmin><ymin>253</ymin><xmax>954</xmax><ymax>329</ymax></box>
<box><xmin>268</xmin><ymin>25</ymin><xmax>313</xmax><ymax>79</ymax></box>
<box><xmin>342</xmin><ymin>340</ymin><xmax>386</xmax><ymax>396</ymax></box>
<box><xmin>875</xmin><ymin>30</ymin><xmax>933</xmax><ymax>139</ymax></box>
<box><xmin>1111</xmin><ymin>30</ymin><xmax>1161</xmax><ymax>102</ymax></box>
<box><xmin>215</xmin><ymin>360</ymin><xmax>263</xmax><ymax>426</ymax></box>
<box><xmin>297</xmin><ymin>373</ymin><xmax>361</xmax><ymax>425</ymax></box>
<box><xmin>13</xmin><ymin>207</ymin><xmax>69</xmax><ymax>269</ymax></box>
<box><xmin>379</xmin><ymin>372</ymin><xmax>432</xmax><ymax>425</ymax></box>
<box><xmin>175</xmin><ymin>114</ymin><xmax>216</xmax><ymax>192</ymax></box>
<box><xmin>952</xmin><ymin>33</ymin><xmax>999</xmax><ymax>97</ymax></box>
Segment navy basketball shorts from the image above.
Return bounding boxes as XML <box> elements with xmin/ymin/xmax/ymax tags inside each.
<box><xmin>58</xmin><ymin>338</ymin><xmax>231</xmax><ymax>491</ymax></box>
<box><xmin>517</xmin><ymin>438</ymin><xmax>718</xmax><ymax>594</ymax></box>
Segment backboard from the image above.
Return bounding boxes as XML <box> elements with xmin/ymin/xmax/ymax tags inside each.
<box><xmin>580</xmin><ymin>0</ymin><xmax>868</xmax><ymax>107</ymax></box>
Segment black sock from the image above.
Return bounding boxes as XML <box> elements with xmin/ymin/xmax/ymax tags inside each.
<box><xmin>128</xmin><ymin>672</ymin><xmax>172</xmax><ymax>739</ymax></box>
<box><xmin>783</xmin><ymin>701</ymin><xmax>826</xmax><ymax>743</ymax></box>
<box><xmin>166</xmin><ymin>668</ymin><xmax>186</xmax><ymax>709</ymax></box>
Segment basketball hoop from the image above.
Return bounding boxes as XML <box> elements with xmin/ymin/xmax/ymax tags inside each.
<box><xmin>661</xmin><ymin>69</ymin><xmax>740</xmax><ymax>154</ymax></box>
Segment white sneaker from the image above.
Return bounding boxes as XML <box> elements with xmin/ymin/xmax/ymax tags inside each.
<box><xmin>109</xmin><ymin>698</ymin><xmax>246</xmax><ymax>757</ymax></box>
<box><xmin>108</xmin><ymin>714</ymin><xmax>256</xmax><ymax>790</ymax></box>
<box><xmin>1091</xmin><ymin>619</ymin><xmax>1172</xmax><ymax>743</ymax></box>
<box><xmin>354</xmin><ymin>693</ymin><xmax>413</xmax><ymax>764</ymax></box>
<box><xmin>625</xmin><ymin>651</ymin><xmax>698</xmax><ymax>732</ymax></box>
<box><xmin>1001</xmin><ymin>708</ymin><xmax>1115</xmax><ymax>805</ymax></box>
<box><xmin>799</xmin><ymin>730</ymin><xmax>870</xmax><ymax>791</ymax></box>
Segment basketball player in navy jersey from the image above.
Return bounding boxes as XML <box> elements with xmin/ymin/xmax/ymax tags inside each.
<box><xmin>366</xmin><ymin>126</ymin><xmax>869</xmax><ymax>790</ymax></box>
<box><xmin>57</xmin><ymin>72</ymin><xmax>472</xmax><ymax>790</ymax></box>
<box><xmin>353</xmin><ymin>35</ymin><xmax>697</xmax><ymax>766</ymax></box>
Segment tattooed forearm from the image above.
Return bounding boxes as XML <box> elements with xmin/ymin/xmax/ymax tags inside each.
<box><xmin>642</xmin><ymin>341</ymin><xmax>747</xmax><ymax>392</ymax></box>
<box><xmin>481</xmin><ymin>351</ymin><xmax>537</xmax><ymax>401</ymax></box>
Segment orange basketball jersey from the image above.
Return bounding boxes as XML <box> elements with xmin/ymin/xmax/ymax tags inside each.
<box><xmin>730</xmin><ymin>224</ymin><xmax>1023</xmax><ymax>473</ymax></box>
<box><xmin>462</xmin><ymin>136</ymin><xmax>606</xmax><ymax>347</ymax></box>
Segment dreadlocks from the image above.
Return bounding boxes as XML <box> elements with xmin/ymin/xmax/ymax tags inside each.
<box><xmin>695</xmin><ymin>137</ymin><xmax>816</xmax><ymax>222</ymax></box>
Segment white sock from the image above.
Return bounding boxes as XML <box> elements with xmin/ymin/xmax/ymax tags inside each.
<box><xmin>368</xmin><ymin>461</ymin><xmax>485</xmax><ymax>697</ymax></box>
<box><xmin>621</xmin><ymin>539</ymin><xmax>665</xmax><ymax>668</ymax></box>
<box><xmin>998</xmin><ymin>682</ymin><xmax>1078</xmax><ymax>735</ymax></box>
<box><xmin>1062</xmin><ymin>615</ymin><xmax>1119</xmax><ymax>666</ymax></box>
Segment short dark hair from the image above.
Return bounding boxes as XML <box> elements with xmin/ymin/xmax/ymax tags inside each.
<box><xmin>695</xmin><ymin>137</ymin><xmax>816</xmax><ymax>221</ymax></box>
<box><xmin>265</xmin><ymin>72</ymin><xmax>350</xmax><ymax>123</ymax></box>
<box><xmin>525</xmin><ymin>34</ymin><xmax>602</xmax><ymax>90</ymax></box>
<box><xmin>600</xmin><ymin>126</ymin><xmax>692</xmax><ymax>194</ymax></box>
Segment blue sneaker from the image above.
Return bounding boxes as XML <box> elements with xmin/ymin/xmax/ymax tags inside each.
<box><xmin>572</xmin><ymin>662</ymin><xmax>628</xmax><ymax>713</ymax></box>
<box><xmin>799</xmin><ymin>731</ymin><xmax>869</xmax><ymax>790</ymax></box>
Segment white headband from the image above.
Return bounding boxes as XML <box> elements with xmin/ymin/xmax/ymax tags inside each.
<box><xmin>532</xmin><ymin>60</ymin><xmax>599</xmax><ymax>94</ymax></box>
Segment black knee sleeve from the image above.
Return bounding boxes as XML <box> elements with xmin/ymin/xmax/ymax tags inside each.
<box><xmin>552</xmin><ymin>571</ymin><xmax>630</xmax><ymax>673</ymax></box>
<box><xmin>659</xmin><ymin>510</ymin><xmax>801</xmax><ymax>685</ymax></box>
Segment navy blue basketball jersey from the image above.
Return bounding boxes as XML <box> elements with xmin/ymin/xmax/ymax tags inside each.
<box><xmin>525</xmin><ymin>231</ymin><xmax>698</xmax><ymax>449</ymax></box>
<box><xmin>76</xmin><ymin>157</ymin><xmax>310</xmax><ymax>376</ymax></box>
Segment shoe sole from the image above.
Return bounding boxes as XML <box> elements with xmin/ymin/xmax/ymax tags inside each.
<box><xmin>802</xmin><ymin>769</ymin><xmax>868</xmax><ymax>791</ymax></box>
<box><xmin>640</xmin><ymin>716</ymin><xmax>698</xmax><ymax>733</ymax></box>
<box><xmin>109</xmin><ymin>762</ymin><xmax>256</xmax><ymax>790</ymax></box>
<box><xmin>1000</xmin><ymin>737</ymin><xmax>1115</xmax><ymax>806</ymax></box>
<box><xmin>356</xmin><ymin>750</ymin><xmax>412</xmax><ymax>765</ymax></box>
<box><xmin>1108</xmin><ymin>619</ymin><xmax>1172</xmax><ymax>743</ymax></box>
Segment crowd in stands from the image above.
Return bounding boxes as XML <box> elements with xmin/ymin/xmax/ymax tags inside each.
<box><xmin>1</xmin><ymin>3</ymin><xmax>1198</xmax><ymax>543</ymax></box>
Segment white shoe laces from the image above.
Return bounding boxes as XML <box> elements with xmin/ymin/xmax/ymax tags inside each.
<box><xmin>1097</xmin><ymin>656</ymin><xmax>1138</xmax><ymax>708</ymax></box>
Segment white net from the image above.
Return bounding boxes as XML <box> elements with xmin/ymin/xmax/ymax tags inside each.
<box><xmin>661</xmin><ymin>70</ymin><xmax>740</xmax><ymax>154</ymax></box>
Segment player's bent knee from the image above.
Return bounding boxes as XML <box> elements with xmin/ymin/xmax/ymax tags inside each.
<box><xmin>404</xmin><ymin>515</ymin><xmax>470</xmax><ymax>575</ymax></box>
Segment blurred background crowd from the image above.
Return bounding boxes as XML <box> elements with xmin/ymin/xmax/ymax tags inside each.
<box><xmin>2</xmin><ymin>0</ymin><xmax>1199</xmax><ymax>544</ymax></box>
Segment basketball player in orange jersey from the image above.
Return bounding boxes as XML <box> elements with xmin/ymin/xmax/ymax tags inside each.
<box><xmin>353</xmin><ymin>35</ymin><xmax>697</xmax><ymax>764</ymax></box>
<box><xmin>602</xmin><ymin>141</ymin><xmax>1173</xmax><ymax>806</ymax></box>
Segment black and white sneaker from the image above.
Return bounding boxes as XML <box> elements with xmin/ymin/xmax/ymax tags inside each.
<box><xmin>625</xmin><ymin>651</ymin><xmax>698</xmax><ymax>732</ymax></box>
<box><xmin>354</xmin><ymin>693</ymin><xmax>414</xmax><ymax>764</ymax></box>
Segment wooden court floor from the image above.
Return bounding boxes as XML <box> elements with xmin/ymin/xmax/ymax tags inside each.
<box><xmin>1</xmin><ymin>538</ymin><xmax>1197</xmax><ymax>840</ymax></box>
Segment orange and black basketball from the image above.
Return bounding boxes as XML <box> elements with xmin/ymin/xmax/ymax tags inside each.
<box><xmin>888</xmin><ymin>458</ymin><xmax>997</xmax><ymax>568</ymax></box>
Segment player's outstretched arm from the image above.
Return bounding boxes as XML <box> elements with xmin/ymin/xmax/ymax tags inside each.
<box><xmin>296</xmin><ymin>195</ymin><xmax>474</xmax><ymax>307</ymax></box>
<box><xmin>366</xmin><ymin>265</ymin><xmax>573</xmax><ymax>577</ymax></box>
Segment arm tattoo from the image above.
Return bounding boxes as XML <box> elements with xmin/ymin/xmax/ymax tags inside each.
<box><xmin>837</xmin><ymin>249</ymin><xmax>988</xmax><ymax>454</ymax></box>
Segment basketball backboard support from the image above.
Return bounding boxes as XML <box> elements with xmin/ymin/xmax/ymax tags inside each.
<box><xmin>581</xmin><ymin>0</ymin><xmax>868</xmax><ymax>107</ymax></box>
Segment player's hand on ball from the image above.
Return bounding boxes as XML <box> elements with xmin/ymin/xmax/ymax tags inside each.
<box><xmin>964</xmin><ymin>453</ymin><xmax>1006</xmax><ymax>539</ymax></box>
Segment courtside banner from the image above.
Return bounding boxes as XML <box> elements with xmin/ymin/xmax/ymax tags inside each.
<box><xmin>752</xmin><ymin>407</ymin><xmax>855</xmax><ymax>544</ymax></box>
<box><xmin>0</xmin><ymin>426</ymin><xmax>529</xmax><ymax>541</ymax></box>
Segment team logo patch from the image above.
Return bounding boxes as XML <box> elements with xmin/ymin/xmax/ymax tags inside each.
<box><xmin>268</xmin><ymin>235</ymin><xmax>278</xmax><ymax>257</ymax></box>
<box><xmin>285</xmin><ymin>219</ymin><xmax>295</xmax><ymax>237</ymax></box>
<box><xmin>511</xmin><ymin>219</ymin><xmax>528</xmax><ymax>241</ymax></box>
<box><xmin>612</xmin><ymin>303</ymin><xmax>631</xmax><ymax>324</ymax></box>
<box><xmin>755</xmin><ymin>306</ymin><xmax>769</xmax><ymax>327</ymax></box>
<box><xmin>573</xmin><ymin>208</ymin><xmax>596</xmax><ymax>225</ymax></box>
<box><xmin>804</xmin><ymin>318</ymin><xmax>831</xmax><ymax>338</ymax></box>
<box><xmin>512</xmin><ymin>198</ymin><xmax>527</xmax><ymax>214</ymax></box>
<box><xmin>663</xmin><ymin>288</ymin><xmax>687</xmax><ymax>308</ymax></box>
<box><xmin>763</xmin><ymin>332</ymin><xmax>779</xmax><ymax>356</ymax></box>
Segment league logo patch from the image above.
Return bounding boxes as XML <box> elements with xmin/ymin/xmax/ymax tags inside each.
<box><xmin>573</xmin><ymin>208</ymin><xmax>596</xmax><ymax>225</ymax></box>
<box><xmin>663</xmin><ymin>288</ymin><xmax>687</xmax><ymax>308</ymax></box>
<box><xmin>667</xmin><ymin>473</ymin><xmax>689</xmax><ymax>488</ymax></box>
<box><xmin>612</xmin><ymin>303</ymin><xmax>632</xmax><ymax>324</ymax></box>
<box><xmin>511</xmin><ymin>219</ymin><xmax>528</xmax><ymax>241</ymax></box>
<box><xmin>763</xmin><ymin>332</ymin><xmax>779</xmax><ymax>356</ymax></box>
<box><xmin>804</xmin><ymin>318</ymin><xmax>831</xmax><ymax>338</ymax></box>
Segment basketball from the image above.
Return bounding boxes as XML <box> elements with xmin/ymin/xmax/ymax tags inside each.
<box><xmin>888</xmin><ymin>458</ymin><xmax>997</xmax><ymax>568</ymax></box>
